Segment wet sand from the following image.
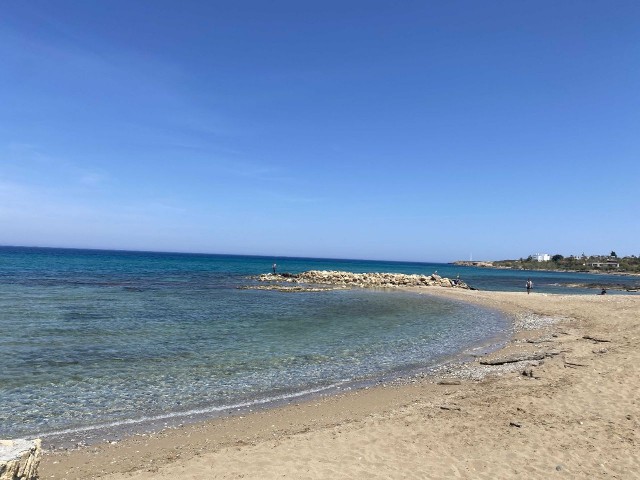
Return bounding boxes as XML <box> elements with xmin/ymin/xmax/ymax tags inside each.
<box><xmin>40</xmin><ymin>289</ymin><xmax>640</xmax><ymax>479</ymax></box>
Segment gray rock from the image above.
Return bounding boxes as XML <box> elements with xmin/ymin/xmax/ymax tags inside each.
<box><xmin>0</xmin><ymin>439</ymin><xmax>41</xmax><ymax>480</ymax></box>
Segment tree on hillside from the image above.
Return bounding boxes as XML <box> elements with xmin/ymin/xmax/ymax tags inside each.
<box><xmin>552</xmin><ymin>254</ymin><xmax>564</xmax><ymax>262</ymax></box>
<box><xmin>610</xmin><ymin>251</ymin><xmax>618</xmax><ymax>258</ymax></box>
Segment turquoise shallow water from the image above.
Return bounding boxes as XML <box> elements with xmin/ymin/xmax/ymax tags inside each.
<box><xmin>0</xmin><ymin>247</ymin><xmax>635</xmax><ymax>440</ymax></box>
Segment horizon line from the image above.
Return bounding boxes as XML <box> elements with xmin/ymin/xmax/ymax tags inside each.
<box><xmin>0</xmin><ymin>244</ymin><xmax>456</xmax><ymax>266</ymax></box>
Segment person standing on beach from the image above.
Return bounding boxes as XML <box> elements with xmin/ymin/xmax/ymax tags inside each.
<box><xmin>526</xmin><ymin>278</ymin><xmax>533</xmax><ymax>294</ymax></box>
<box><xmin>272</xmin><ymin>263</ymin><xmax>277</xmax><ymax>274</ymax></box>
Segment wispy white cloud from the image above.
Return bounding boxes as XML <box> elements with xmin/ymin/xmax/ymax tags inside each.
<box><xmin>2</xmin><ymin>13</ymin><xmax>234</xmax><ymax>146</ymax></box>
<box><xmin>2</xmin><ymin>143</ymin><xmax>112</xmax><ymax>189</ymax></box>
<box><xmin>217</xmin><ymin>159</ymin><xmax>279</xmax><ymax>179</ymax></box>
<box><xmin>265</xmin><ymin>191</ymin><xmax>325</xmax><ymax>204</ymax></box>
<box><xmin>78</xmin><ymin>170</ymin><xmax>109</xmax><ymax>187</ymax></box>
<box><xmin>5</xmin><ymin>143</ymin><xmax>53</xmax><ymax>165</ymax></box>
<box><xmin>0</xmin><ymin>176</ymin><xmax>206</xmax><ymax>250</ymax></box>
<box><xmin>120</xmin><ymin>199</ymin><xmax>189</xmax><ymax>218</ymax></box>
<box><xmin>0</xmin><ymin>179</ymin><xmax>95</xmax><ymax>222</ymax></box>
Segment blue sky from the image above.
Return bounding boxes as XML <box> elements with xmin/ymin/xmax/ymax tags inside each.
<box><xmin>1</xmin><ymin>1</ymin><xmax>639</xmax><ymax>262</ymax></box>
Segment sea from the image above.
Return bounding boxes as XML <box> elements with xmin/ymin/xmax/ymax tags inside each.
<box><xmin>0</xmin><ymin>246</ymin><xmax>637</xmax><ymax>445</ymax></box>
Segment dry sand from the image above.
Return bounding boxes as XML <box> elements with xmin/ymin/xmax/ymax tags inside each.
<box><xmin>40</xmin><ymin>290</ymin><xmax>640</xmax><ymax>479</ymax></box>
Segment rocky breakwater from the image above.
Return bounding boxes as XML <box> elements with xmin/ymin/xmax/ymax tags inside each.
<box><xmin>0</xmin><ymin>439</ymin><xmax>41</xmax><ymax>480</ymax></box>
<box><xmin>255</xmin><ymin>270</ymin><xmax>470</xmax><ymax>290</ymax></box>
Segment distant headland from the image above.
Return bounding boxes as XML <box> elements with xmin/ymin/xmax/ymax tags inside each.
<box><xmin>454</xmin><ymin>252</ymin><xmax>640</xmax><ymax>275</ymax></box>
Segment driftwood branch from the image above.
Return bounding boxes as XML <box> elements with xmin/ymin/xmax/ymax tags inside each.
<box><xmin>564</xmin><ymin>361</ymin><xmax>588</xmax><ymax>367</ymax></box>
<box><xmin>439</xmin><ymin>405</ymin><xmax>461</xmax><ymax>411</ymax></box>
<box><xmin>583</xmin><ymin>335</ymin><xmax>610</xmax><ymax>343</ymax></box>
<box><xmin>479</xmin><ymin>353</ymin><xmax>546</xmax><ymax>365</ymax></box>
<box><xmin>436</xmin><ymin>380</ymin><xmax>462</xmax><ymax>386</ymax></box>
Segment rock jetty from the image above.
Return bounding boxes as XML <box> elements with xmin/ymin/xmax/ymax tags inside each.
<box><xmin>255</xmin><ymin>270</ymin><xmax>470</xmax><ymax>290</ymax></box>
<box><xmin>0</xmin><ymin>439</ymin><xmax>41</xmax><ymax>480</ymax></box>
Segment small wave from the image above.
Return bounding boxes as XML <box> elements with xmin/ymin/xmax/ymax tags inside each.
<box><xmin>39</xmin><ymin>382</ymin><xmax>347</xmax><ymax>439</ymax></box>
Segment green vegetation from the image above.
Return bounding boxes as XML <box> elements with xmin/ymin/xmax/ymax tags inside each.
<box><xmin>493</xmin><ymin>254</ymin><xmax>640</xmax><ymax>273</ymax></box>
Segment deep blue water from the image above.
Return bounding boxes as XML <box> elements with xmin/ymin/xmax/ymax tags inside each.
<box><xmin>0</xmin><ymin>247</ymin><xmax>636</xmax><ymax>440</ymax></box>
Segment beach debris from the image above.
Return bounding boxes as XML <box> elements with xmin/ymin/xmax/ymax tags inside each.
<box><xmin>436</xmin><ymin>379</ymin><xmax>462</xmax><ymax>385</ymax></box>
<box><xmin>479</xmin><ymin>352</ymin><xmax>547</xmax><ymax>365</ymax></box>
<box><xmin>0</xmin><ymin>439</ymin><xmax>42</xmax><ymax>480</ymax></box>
<box><xmin>583</xmin><ymin>335</ymin><xmax>611</xmax><ymax>343</ymax></box>
<box><xmin>592</xmin><ymin>347</ymin><xmax>609</xmax><ymax>354</ymax></box>
<box><xmin>521</xmin><ymin>367</ymin><xmax>535</xmax><ymax>378</ymax></box>
<box><xmin>509</xmin><ymin>421</ymin><xmax>522</xmax><ymax>428</ymax></box>
<box><xmin>439</xmin><ymin>405</ymin><xmax>461</xmax><ymax>411</ymax></box>
<box><xmin>250</xmin><ymin>270</ymin><xmax>471</xmax><ymax>290</ymax></box>
<box><xmin>525</xmin><ymin>337</ymin><xmax>553</xmax><ymax>344</ymax></box>
<box><xmin>563</xmin><ymin>356</ymin><xmax>589</xmax><ymax>368</ymax></box>
<box><xmin>513</xmin><ymin>313</ymin><xmax>561</xmax><ymax>331</ymax></box>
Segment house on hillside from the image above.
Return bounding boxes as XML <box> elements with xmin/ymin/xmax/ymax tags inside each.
<box><xmin>590</xmin><ymin>260</ymin><xmax>620</xmax><ymax>269</ymax></box>
<box><xmin>532</xmin><ymin>253</ymin><xmax>551</xmax><ymax>262</ymax></box>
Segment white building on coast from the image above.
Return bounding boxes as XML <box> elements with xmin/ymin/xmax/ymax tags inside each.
<box><xmin>532</xmin><ymin>253</ymin><xmax>551</xmax><ymax>262</ymax></box>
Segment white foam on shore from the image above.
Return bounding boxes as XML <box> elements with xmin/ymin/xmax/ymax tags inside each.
<box><xmin>0</xmin><ymin>438</ymin><xmax>37</xmax><ymax>461</ymax></box>
<box><xmin>38</xmin><ymin>382</ymin><xmax>348</xmax><ymax>440</ymax></box>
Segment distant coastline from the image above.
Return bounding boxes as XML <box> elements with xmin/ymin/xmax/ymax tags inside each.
<box><xmin>451</xmin><ymin>261</ymin><xmax>496</xmax><ymax>268</ymax></box>
<box><xmin>452</xmin><ymin>259</ymin><xmax>640</xmax><ymax>278</ymax></box>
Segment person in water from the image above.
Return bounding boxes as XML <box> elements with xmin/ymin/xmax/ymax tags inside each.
<box><xmin>272</xmin><ymin>263</ymin><xmax>277</xmax><ymax>274</ymax></box>
<box><xmin>526</xmin><ymin>279</ymin><xmax>533</xmax><ymax>294</ymax></box>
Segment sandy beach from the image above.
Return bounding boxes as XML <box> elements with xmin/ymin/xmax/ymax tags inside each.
<box><xmin>39</xmin><ymin>289</ymin><xmax>640</xmax><ymax>479</ymax></box>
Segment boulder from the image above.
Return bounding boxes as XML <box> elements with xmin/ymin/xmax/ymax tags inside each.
<box><xmin>0</xmin><ymin>439</ymin><xmax>41</xmax><ymax>480</ymax></box>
